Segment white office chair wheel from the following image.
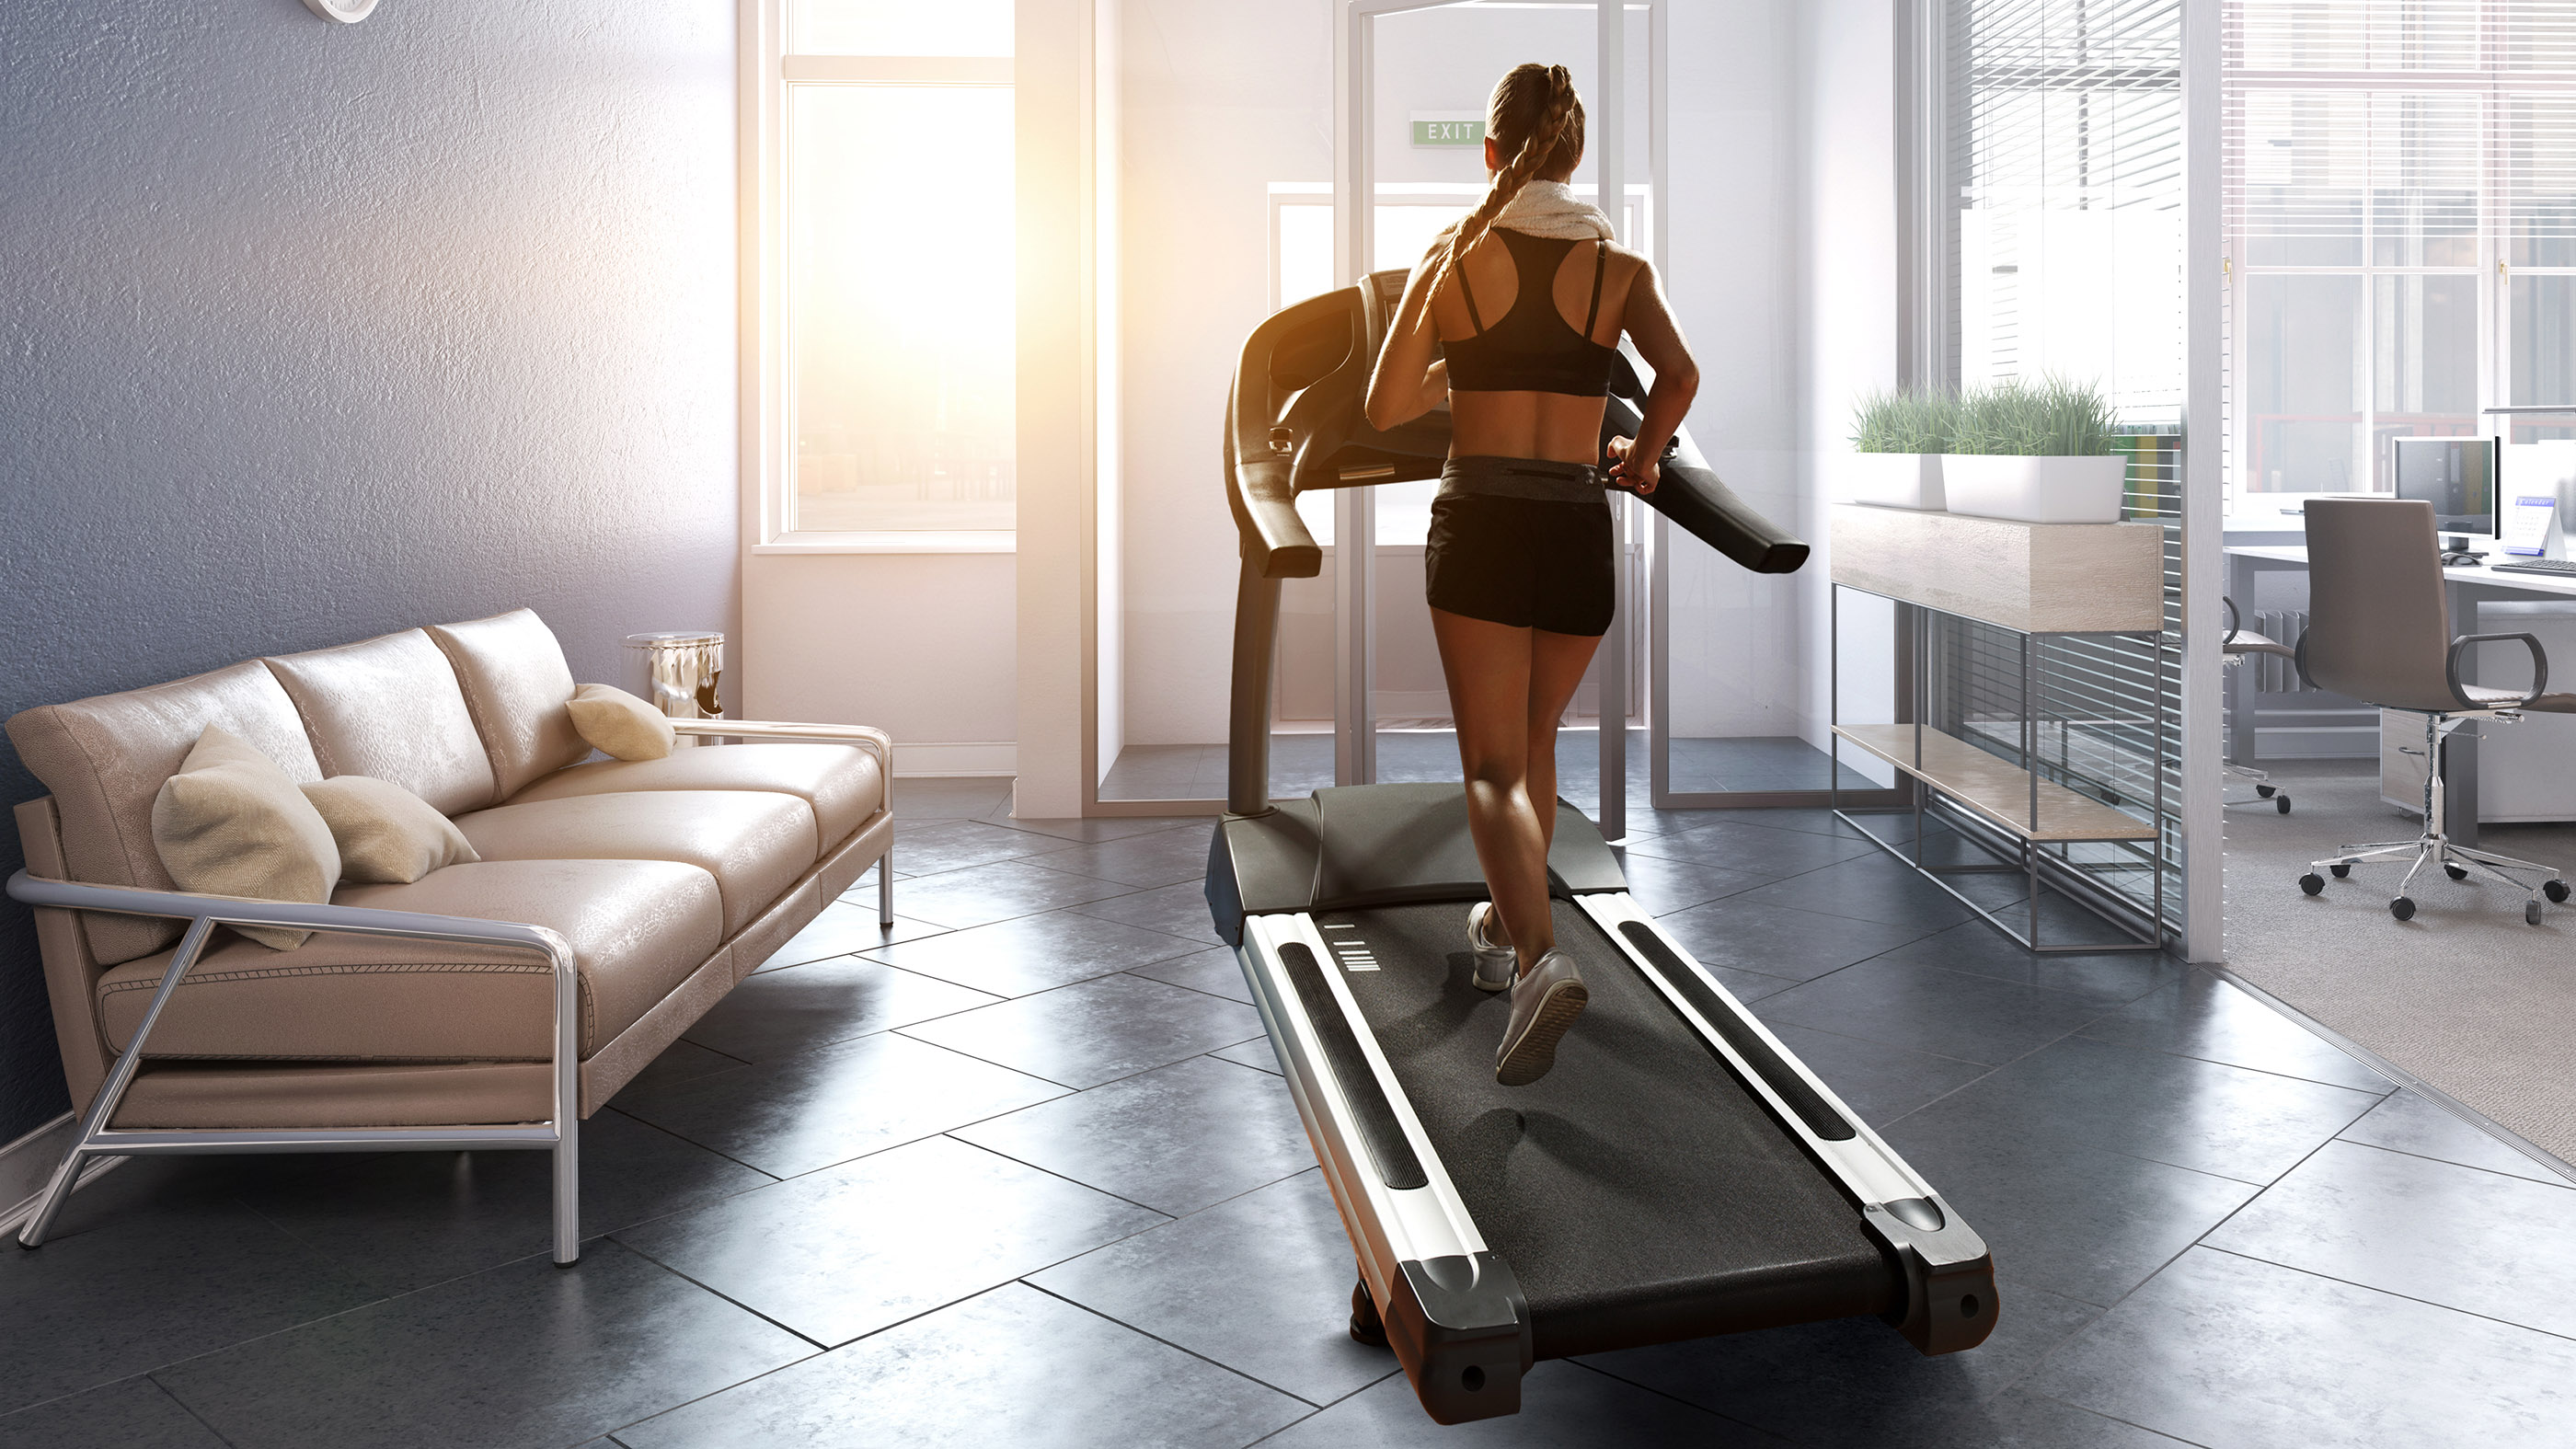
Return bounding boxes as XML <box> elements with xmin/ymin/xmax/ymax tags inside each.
<box><xmin>2329</xmin><ymin>862</ymin><xmax>2352</xmax><ymax>879</ymax></box>
<box><xmin>2444</xmin><ymin>863</ymin><xmax>2469</xmax><ymax>880</ymax></box>
<box><xmin>2547</xmin><ymin>880</ymin><xmax>2570</xmax><ymax>903</ymax></box>
<box><xmin>2299</xmin><ymin>873</ymin><xmax>2326</xmax><ymax>896</ymax></box>
<box><xmin>2391</xmin><ymin>896</ymin><xmax>2417</xmax><ymax>921</ymax></box>
<box><xmin>2528</xmin><ymin>900</ymin><xmax>2546</xmax><ymax>926</ymax></box>
<box><xmin>2255</xmin><ymin>784</ymin><xmax>2275</xmax><ymax>798</ymax></box>
<box><xmin>2275</xmin><ymin>794</ymin><xmax>2292</xmax><ymax>814</ymax></box>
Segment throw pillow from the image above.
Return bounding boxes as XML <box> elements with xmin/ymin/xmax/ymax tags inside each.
<box><xmin>303</xmin><ymin>775</ymin><xmax>480</xmax><ymax>885</ymax></box>
<box><xmin>150</xmin><ymin>725</ymin><xmax>342</xmax><ymax>949</ymax></box>
<box><xmin>566</xmin><ymin>682</ymin><xmax>676</xmax><ymax>762</ymax></box>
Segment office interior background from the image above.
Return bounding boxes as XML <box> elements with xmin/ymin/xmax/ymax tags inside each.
<box><xmin>4</xmin><ymin>1</ymin><xmax>2575</xmax><ymax>1446</ymax></box>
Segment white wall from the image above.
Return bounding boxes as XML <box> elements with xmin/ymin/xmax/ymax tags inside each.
<box><xmin>741</xmin><ymin>555</ymin><xmax>1018</xmax><ymax>775</ymax></box>
<box><xmin>1794</xmin><ymin>0</ymin><xmax>1901</xmax><ymax>751</ymax></box>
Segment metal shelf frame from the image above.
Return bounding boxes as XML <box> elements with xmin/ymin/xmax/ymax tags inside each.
<box><xmin>1829</xmin><ymin>581</ymin><xmax>2168</xmax><ymax>954</ymax></box>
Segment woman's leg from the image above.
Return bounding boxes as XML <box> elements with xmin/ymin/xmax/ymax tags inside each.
<box><xmin>1524</xmin><ymin>627</ymin><xmax>1606</xmax><ymax>859</ymax></box>
<box><xmin>1431</xmin><ymin>605</ymin><xmax>1554</xmax><ymax>972</ymax></box>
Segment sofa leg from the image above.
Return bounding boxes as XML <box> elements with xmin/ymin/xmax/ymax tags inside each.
<box><xmin>552</xmin><ymin>1127</ymin><xmax>580</xmax><ymax>1267</ymax></box>
<box><xmin>879</xmin><ymin>847</ymin><xmax>895</xmax><ymax>928</ymax></box>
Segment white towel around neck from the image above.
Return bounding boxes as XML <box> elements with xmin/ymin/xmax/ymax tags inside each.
<box><xmin>1425</xmin><ymin>179</ymin><xmax>1616</xmax><ymax>258</ymax></box>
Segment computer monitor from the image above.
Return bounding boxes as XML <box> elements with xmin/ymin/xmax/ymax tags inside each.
<box><xmin>2392</xmin><ymin>436</ymin><xmax>2496</xmax><ymax>539</ymax></box>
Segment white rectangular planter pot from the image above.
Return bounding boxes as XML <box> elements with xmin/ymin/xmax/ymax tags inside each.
<box><xmin>1940</xmin><ymin>454</ymin><xmax>2127</xmax><ymax>524</ymax></box>
<box><xmin>1834</xmin><ymin>452</ymin><xmax>1945</xmax><ymax>511</ymax></box>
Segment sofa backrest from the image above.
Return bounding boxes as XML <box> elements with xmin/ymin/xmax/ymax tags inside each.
<box><xmin>428</xmin><ymin>610</ymin><xmax>588</xmax><ymax>799</ymax></box>
<box><xmin>263</xmin><ymin>629</ymin><xmax>500</xmax><ymax>816</ymax></box>
<box><xmin>6</xmin><ymin>661</ymin><xmax>325</xmax><ymax>965</ymax></box>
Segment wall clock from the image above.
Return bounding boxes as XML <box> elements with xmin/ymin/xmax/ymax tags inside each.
<box><xmin>300</xmin><ymin>0</ymin><xmax>379</xmax><ymax>21</ymax></box>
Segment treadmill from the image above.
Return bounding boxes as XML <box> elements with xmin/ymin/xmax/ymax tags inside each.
<box><xmin>1204</xmin><ymin>271</ymin><xmax>1997</xmax><ymax>1425</ymax></box>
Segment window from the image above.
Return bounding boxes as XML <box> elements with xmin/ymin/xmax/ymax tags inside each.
<box><xmin>753</xmin><ymin>0</ymin><xmax>1016</xmax><ymax>551</ymax></box>
<box><xmin>2223</xmin><ymin>1</ymin><xmax>2576</xmax><ymax>503</ymax></box>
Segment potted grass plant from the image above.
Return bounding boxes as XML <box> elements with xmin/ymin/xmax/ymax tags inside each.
<box><xmin>1939</xmin><ymin>375</ymin><xmax>2127</xmax><ymax>523</ymax></box>
<box><xmin>1839</xmin><ymin>385</ymin><xmax>1954</xmax><ymax>511</ymax></box>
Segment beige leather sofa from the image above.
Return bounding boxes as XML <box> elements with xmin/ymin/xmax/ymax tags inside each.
<box><xmin>4</xmin><ymin>609</ymin><xmax>891</xmax><ymax>1262</ymax></box>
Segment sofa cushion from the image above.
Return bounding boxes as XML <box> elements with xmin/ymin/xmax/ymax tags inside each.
<box><xmin>303</xmin><ymin>775</ymin><xmax>479</xmax><ymax>884</ymax></box>
<box><xmin>427</xmin><ymin>610</ymin><xmax>590</xmax><ymax>799</ymax></box>
<box><xmin>504</xmin><ymin>744</ymin><xmax>884</xmax><ymax>856</ymax></box>
<box><xmin>566</xmin><ymin>683</ymin><xmax>675</xmax><ymax>762</ymax></box>
<box><xmin>264</xmin><ymin>629</ymin><xmax>498</xmax><ymax>816</ymax></box>
<box><xmin>154</xmin><ymin>726</ymin><xmax>343</xmax><ymax>949</ymax></box>
<box><xmin>452</xmin><ymin>790</ymin><xmax>816</xmax><ymax>937</ymax></box>
<box><xmin>96</xmin><ymin>858</ymin><xmax>722</xmax><ymax>1061</ymax></box>
<box><xmin>6</xmin><ymin>661</ymin><xmax>325</xmax><ymax>966</ymax></box>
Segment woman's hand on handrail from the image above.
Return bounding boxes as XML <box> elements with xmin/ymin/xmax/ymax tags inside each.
<box><xmin>1604</xmin><ymin>435</ymin><xmax>1659</xmax><ymax>497</ymax></box>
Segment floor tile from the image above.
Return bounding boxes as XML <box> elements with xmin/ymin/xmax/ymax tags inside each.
<box><xmin>954</xmin><ymin>1055</ymin><xmax>1310</xmax><ymax>1215</ymax></box>
<box><xmin>1029</xmin><ymin>1170</ymin><xmax>1391</xmax><ymax>1407</ymax></box>
<box><xmin>979</xmin><ymin>811</ymin><xmax>1195</xmax><ymax>843</ymax></box>
<box><xmin>2338</xmin><ymin>1088</ymin><xmax>2576</xmax><ymax>1187</ymax></box>
<box><xmin>759</xmin><ymin>898</ymin><xmax>947</xmax><ymax>970</ymax></box>
<box><xmin>1877</xmin><ymin>1113</ymin><xmax>2261</xmax><ymax>1308</ymax></box>
<box><xmin>681</xmin><ymin>955</ymin><xmax>998</xmax><ymax>1062</ymax></box>
<box><xmin>2206</xmin><ymin>1139</ymin><xmax>2576</xmax><ymax>1338</ymax></box>
<box><xmin>155</xmin><ymin>1240</ymin><xmax>812</xmax><ymax>1449</ymax></box>
<box><xmin>1902</xmin><ymin>1389</ymin><xmax>2197</xmax><ymax>1448</ymax></box>
<box><xmin>1580</xmin><ymin>1274</ymin><xmax>2104</xmax><ymax>1449</ymax></box>
<box><xmin>1754</xmin><ymin>960</ymin><xmax>2109</xmax><ymax>1068</ymax></box>
<box><xmin>1607</xmin><ymin>852</ymin><xmax>1769</xmax><ymax>915</ymax></box>
<box><xmin>2030</xmin><ymin>1247</ymin><xmax>2576</xmax><ymax>1449</ymax></box>
<box><xmin>1893</xmin><ymin>1034</ymin><xmax>2383</xmax><ymax>1186</ymax></box>
<box><xmin>0</xmin><ymin>1377</ymin><xmax>228</xmax><ymax>1449</ymax></box>
<box><xmin>1067</xmin><ymin>879</ymin><xmax>1227</xmax><ymax>945</ymax></box>
<box><xmin>236</xmin><ymin>1110</ymin><xmax>775</xmax><ymax>1296</ymax></box>
<box><xmin>1257</xmin><ymin>1360</ymin><xmax>1791</xmax><ymax>1446</ymax></box>
<box><xmin>1621</xmin><ymin>817</ymin><xmax>1881</xmax><ymax>880</ymax></box>
<box><xmin>613</xmin><ymin>1038</ymin><xmax>751</xmax><ymax>1098</ymax></box>
<box><xmin>1725</xmin><ymin>853</ymin><xmax>1989</xmax><ymax>930</ymax></box>
<box><xmin>1859</xmin><ymin>920</ymin><xmax>2185</xmax><ymax>1012</ymax></box>
<box><xmin>900</xmin><ymin>972</ymin><xmax>1266</xmax><ymax>1089</ymax></box>
<box><xmin>614</xmin><ymin>1031</ymin><xmax>1065</xmax><ymax>1178</ymax></box>
<box><xmin>1212</xmin><ymin>1038</ymin><xmax>1282</xmax><ymax>1075</ymax></box>
<box><xmin>1127</xmin><ymin>946</ymin><xmax>1254</xmax><ymax>1004</ymax></box>
<box><xmin>861</xmin><ymin>910</ymin><xmax>1204</xmax><ymax>996</ymax></box>
<box><xmin>2080</xmin><ymin>970</ymin><xmax>2394</xmax><ymax>1094</ymax></box>
<box><xmin>615</xmin><ymin>1135</ymin><xmax>1164</xmax><ymax>1347</ymax></box>
<box><xmin>888</xmin><ymin>818</ymin><xmax>1067</xmax><ymax>875</ymax></box>
<box><xmin>888</xmin><ymin>776</ymin><xmax>1016</xmax><ymax>820</ymax></box>
<box><xmin>0</xmin><ymin>1192</ymin><xmax>379</xmax><ymax>1415</ymax></box>
<box><xmin>1765</xmin><ymin>1022</ymin><xmax>1990</xmax><ymax>1126</ymax></box>
<box><xmin>892</xmin><ymin>859</ymin><xmax>1139</xmax><ymax>929</ymax></box>
<box><xmin>1023</xmin><ymin>823</ymin><xmax>1219</xmax><ymax>888</ymax></box>
<box><xmin>1651</xmin><ymin>898</ymin><xmax>1944</xmax><ymax>986</ymax></box>
<box><xmin>615</xmin><ymin>1282</ymin><xmax>1307</xmax><ymax>1449</ymax></box>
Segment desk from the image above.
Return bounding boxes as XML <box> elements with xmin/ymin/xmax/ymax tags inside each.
<box><xmin>2225</xmin><ymin>544</ymin><xmax>2576</xmax><ymax>845</ymax></box>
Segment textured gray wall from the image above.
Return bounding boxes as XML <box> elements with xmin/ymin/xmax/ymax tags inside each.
<box><xmin>0</xmin><ymin>1</ymin><xmax>740</xmax><ymax>1143</ymax></box>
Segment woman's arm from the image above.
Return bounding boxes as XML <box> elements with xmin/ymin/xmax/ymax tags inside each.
<box><xmin>1363</xmin><ymin>254</ymin><xmax>1448</xmax><ymax>431</ymax></box>
<box><xmin>1605</xmin><ymin>259</ymin><xmax>1700</xmax><ymax>493</ymax></box>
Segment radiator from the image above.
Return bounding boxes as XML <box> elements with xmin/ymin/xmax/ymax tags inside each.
<box><xmin>2244</xmin><ymin>609</ymin><xmax>2311</xmax><ymax>694</ymax></box>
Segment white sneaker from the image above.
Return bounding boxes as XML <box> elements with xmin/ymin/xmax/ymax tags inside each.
<box><xmin>1466</xmin><ymin>902</ymin><xmax>1516</xmax><ymax>993</ymax></box>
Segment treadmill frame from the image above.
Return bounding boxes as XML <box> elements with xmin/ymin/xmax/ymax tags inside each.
<box><xmin>1235</xmin><ymin>890</ymin><xmax>1994</xmax><ymax>1424</ymax></box>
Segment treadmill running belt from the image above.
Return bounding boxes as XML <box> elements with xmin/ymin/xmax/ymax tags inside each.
<box><xmin>1321</xmin><ymin>900</ymin><xmax>1901</xmax><ymax>1360</ymax></box>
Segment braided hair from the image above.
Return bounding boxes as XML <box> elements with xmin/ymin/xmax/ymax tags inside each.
<box><xmin>1423</xmin><ymin>63</ymin><xmax>1585</xmax><ymax>311</ymax></box>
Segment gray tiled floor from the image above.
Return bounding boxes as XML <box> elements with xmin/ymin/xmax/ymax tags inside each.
<box><xmin>6</xmin><ymin>792</ymin><xmax>2573</xmax><ymax>1448</ymax></box>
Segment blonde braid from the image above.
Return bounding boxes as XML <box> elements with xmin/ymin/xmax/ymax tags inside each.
<box><xmin>1422</xmin><ymin>64</ymin><xmax>1580</xmax><ymax>317</ymax></box>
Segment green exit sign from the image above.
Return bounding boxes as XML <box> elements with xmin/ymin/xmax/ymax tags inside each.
<box><xmin>1411</xmin><ymin>117</ymin><xmax>1485</xmax><ymax>147</ymax></box>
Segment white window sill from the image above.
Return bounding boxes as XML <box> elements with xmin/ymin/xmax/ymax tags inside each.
<box><xmin>753</xmin><ymin>532</ymin><xmax>1018</xmax><ymax>556</ymax></box>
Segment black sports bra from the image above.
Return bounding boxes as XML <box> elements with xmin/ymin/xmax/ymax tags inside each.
<box><xmin>1443</xmin><ymin>229</ymin><xmax>1618</xmax><ymax>397</ymax></box>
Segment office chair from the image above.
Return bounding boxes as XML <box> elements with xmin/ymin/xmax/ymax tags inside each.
<box><xmin>2222</xmin><ymin>596</ymin><xmax>2294</xmax><ymax>814</ymax></box>
<box><xmin>2294</xmin><ymin>498</ymin><xmax>2575</xmax><ymax>923</ymax></box>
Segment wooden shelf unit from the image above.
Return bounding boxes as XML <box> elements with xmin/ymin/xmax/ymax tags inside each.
<box><xmin>1832</xmin><ymin>723</ymin><xmax>2156</xmax><ymax>843</ymax></box>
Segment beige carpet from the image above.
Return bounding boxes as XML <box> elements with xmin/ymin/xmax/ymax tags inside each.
<box><xmin>2225</xmin><ymin>760</ymin><xmax>2576</xmax><ymax>1173</ymax></box>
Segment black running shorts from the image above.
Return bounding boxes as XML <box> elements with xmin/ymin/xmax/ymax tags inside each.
<box><xmin>1423</xmin><ymin>490</ymin><xmax>1615</xmax><ymax>637</ymax></box>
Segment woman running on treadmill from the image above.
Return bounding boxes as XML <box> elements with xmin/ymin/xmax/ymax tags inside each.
<box><xmin>1362</xmin><ymin>62</ymin><xmax>1699</xmax><ymax>1087</ymax></box>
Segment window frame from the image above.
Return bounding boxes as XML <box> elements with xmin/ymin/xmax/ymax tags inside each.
<box><xmin>2221</xmin><ymin>5</ymin><xmax>2576</xmax><ymax>508</ymax></box>
<box><xmin>742</xmin><ymin>2</ymin><xmax>1018</xmax><ymax>555</ymax></box>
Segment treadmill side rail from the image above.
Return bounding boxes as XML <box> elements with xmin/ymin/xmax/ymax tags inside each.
<box><xmin>1576</xmin><ymin>893</ymin><xmax>1999</xmax><ymax>1356</ymax></box>
<box><xmin>1236</xmin><ymin>913</ymin><xmax>1535</xmax><ymax>1422</ymax></box>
